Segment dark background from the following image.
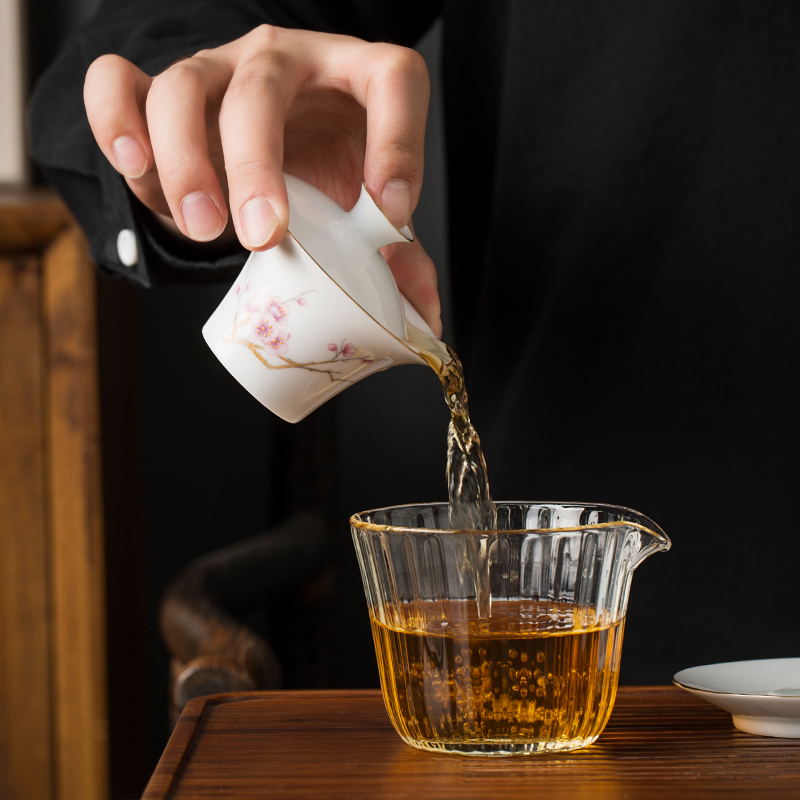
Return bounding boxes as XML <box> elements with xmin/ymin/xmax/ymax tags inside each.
<box><xmin>25</xmin><ymin>3</ymin><xmax>725</xmax><ymax>798</ymax></box>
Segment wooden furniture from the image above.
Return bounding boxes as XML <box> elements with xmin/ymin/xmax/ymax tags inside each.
<box><xmin>0</xmin><ymin>188</ymin><xmax>108</xmax><ymax>800</ymax></box>
<box><xmin>143</xmin><ymin>687</ymin><xmax>800</xmax><ymax>799</ymax></box>
<box><xmin>159</xmin><ymin>511</ymin><xmax>329</xmax><ymax>723</ymax></box>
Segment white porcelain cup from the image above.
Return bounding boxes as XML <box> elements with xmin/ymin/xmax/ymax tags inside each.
<box><xmin>202</xmin><ymin>175</ymin><xmax>441</xmax><ymax>423</ymax></box>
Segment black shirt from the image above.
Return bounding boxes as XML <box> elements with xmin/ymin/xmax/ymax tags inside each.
<box><xmin>30</xmin><ymin>1</ymin><xmax>800</xmax><ymax>681</ymax></box>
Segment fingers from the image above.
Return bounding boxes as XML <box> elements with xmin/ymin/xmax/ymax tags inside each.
<box><xmin>85</xmin><ymin>55</ymin><xmax>171</xmax><ymax>214</ymax></box>
<box><xmin>85</xmin><ymin>30</ymin><xmax>430</xmax><ymax>252</ymax></box>
<box><xmin>218</xmin><ymin>38</ymin><xmax>293</xmax><ymax>250</ymax></box>
<box><xmin>349</xmin><ymin>44</ymin><xmax>430</xmax><ymax>228</ymax></box>
<box><xmin>145</xmin><ymin>56</ymin><xmax>233</xmax><ymax>241</ymax></box>
<box><xmin>382</xmin><ymin>231</ymin><xmax>442</xmax><ymax>338</ymax></box>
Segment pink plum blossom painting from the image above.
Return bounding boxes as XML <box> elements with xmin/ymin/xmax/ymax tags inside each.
<box><xmin>225</xmin><ymin>284</ymin><xmax>375</xmax><ymax>382</ymax></box>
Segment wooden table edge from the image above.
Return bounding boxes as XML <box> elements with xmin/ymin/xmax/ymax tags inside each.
<box><xmin>141</xmin><ymin>687</ymin><xmax>684</xmax><ymax>799</ymax></box>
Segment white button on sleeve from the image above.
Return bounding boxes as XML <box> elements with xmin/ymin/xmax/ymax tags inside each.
<box><xmin>116</xmin><ymin>229</ymin><xmax>138</xmax><ymax>267</ymax></box>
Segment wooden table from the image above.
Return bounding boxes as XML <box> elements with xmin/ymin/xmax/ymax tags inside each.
<box><xmin>142</xmin><ymin>687</ymin><xmax>800</xmax><ymax>799</ymax></box>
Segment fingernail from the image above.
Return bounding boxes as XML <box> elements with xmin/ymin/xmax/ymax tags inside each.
<box><xmin>240</xmin><ymin>197</ymin><xmax>278</xmax><ymax>248</ymax></box>
<box><xmin>380</xmin><ymin>179</ymin><xmax>412</xmax><ymax>228</ymax></box>
<box><xmin>112</xmin><ymin>136</ymin><xmax>148</xmax><ymax>179</ymax></box>
<box><xmin>180</xmin><ymin>192</ymin><xmax>224</xmax><ymax>241</ymax></box>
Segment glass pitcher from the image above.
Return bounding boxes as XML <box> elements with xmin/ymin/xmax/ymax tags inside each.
<box><xmin>351</xmin><ymin>501</ymin><xmax>670</xmax><ymax>756</ymax></box>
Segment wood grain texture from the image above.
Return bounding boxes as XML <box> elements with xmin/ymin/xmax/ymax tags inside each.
<box><xmin>0</xmin><ymin>196</ymin><xmax>107</xmax><ymax>800</ymax></box>
<box><xmin>44</xmin><ymin>225</ymin><xmax>109</xmax><ymax>800</ymax></box>
<box><xmin>143</xmin><ymin>687</ymin><xmax>800</xmax><ymax>800</ymax></box>
<box><xmin>0</xmin><ymin>187</ymin><xmax>70</xmax><ymax>256</ymax></box>
<box><xmin>0</xmin><ymin>254</ymin><xmax>54</xmax><ymax>800</ymax></box>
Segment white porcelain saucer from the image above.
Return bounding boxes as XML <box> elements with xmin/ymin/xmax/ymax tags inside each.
<box><xmin>674</xmin><ymin>658</ymin><xmax>800</xmax><ymax>738</ymax></box>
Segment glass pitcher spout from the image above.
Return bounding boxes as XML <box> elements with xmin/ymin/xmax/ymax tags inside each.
<box><xmin>628</xmin><ymin>515</ymin><xmax>671</xmax><ymax>570</ymax></box>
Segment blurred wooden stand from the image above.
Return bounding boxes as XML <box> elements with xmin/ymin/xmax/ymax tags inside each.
<box><xmin>0</xmin><ymin>188</ymin><xmax>108</xmax><ymax>800</ymax></box>
<box><xmin>160</xmin><ymin>511</ymin><xmax>332</xmax><ymax>725</ymax></box>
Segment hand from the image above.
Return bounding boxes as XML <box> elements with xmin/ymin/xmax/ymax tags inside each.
<box><xmin>84</xmin><ymin>25</ymin><xmax>442</xmax><ymax>336</ymax></box>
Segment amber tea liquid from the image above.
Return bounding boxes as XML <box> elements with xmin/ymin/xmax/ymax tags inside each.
<box><xmin>406</xmin><ymin>329</ymin><xmax>496</xmax><ymax>530</ymax></box>
<box><xmin>371</xmin><ymin>600</ymin><xmax>623</xmax><ymax>755</ymax></box>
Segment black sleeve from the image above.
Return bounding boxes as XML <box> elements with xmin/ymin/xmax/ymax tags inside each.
<box><xmin>29</xmin><ymin>0</ymin><xmax>442</xmax><ymax>287</ymax></box>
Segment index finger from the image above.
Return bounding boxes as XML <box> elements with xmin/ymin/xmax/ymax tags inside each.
<box><xmin>84</xmin><ymin>54</ymin><xmax>154</xmax><ymax>180</ymax></box>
